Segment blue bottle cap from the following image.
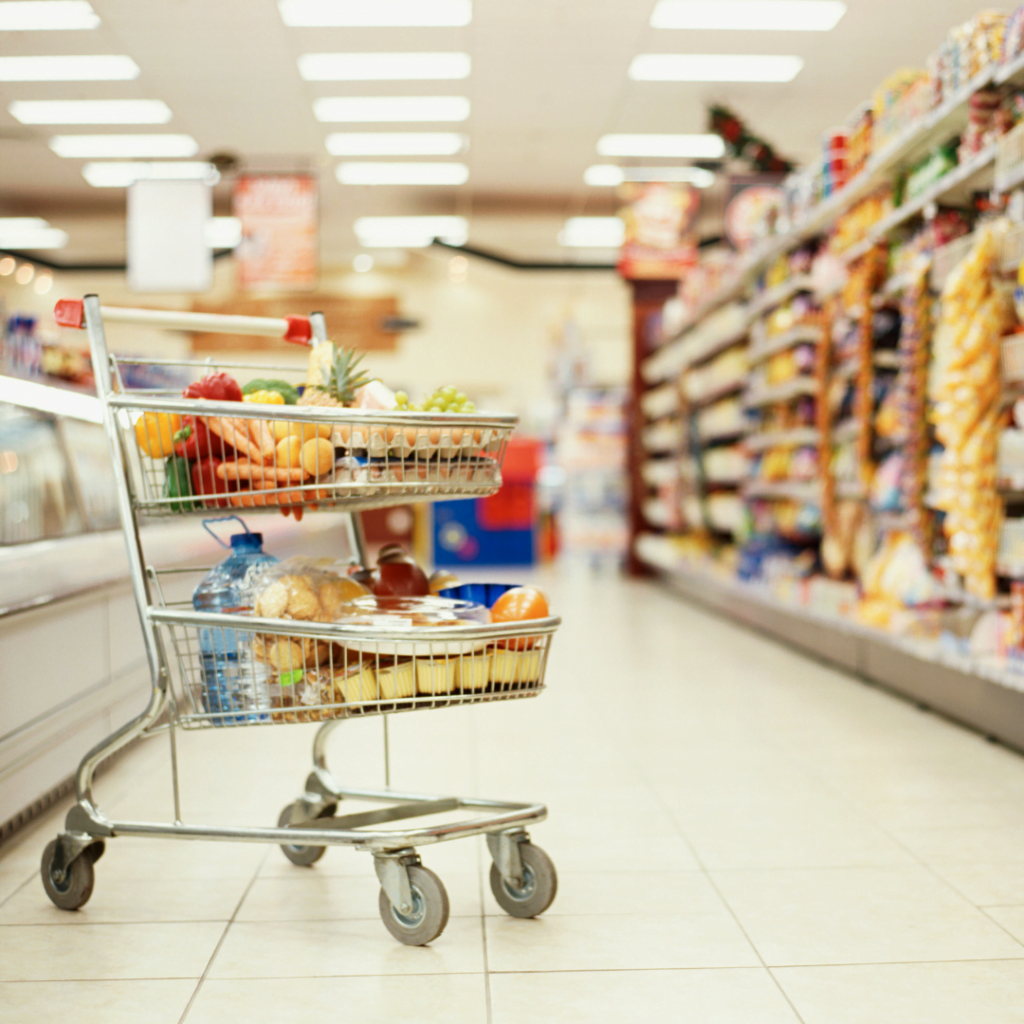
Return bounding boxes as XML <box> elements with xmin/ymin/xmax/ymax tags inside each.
<box><xmin>230</xmin><ymin>532</ymin><xmax>263</xmax><ymax>548</ymax></box>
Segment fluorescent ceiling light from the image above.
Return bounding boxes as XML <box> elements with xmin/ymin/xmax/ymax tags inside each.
<box><xmin>559</xmin><ymin>217</ymin><xmax>625</xmax><ymax>248</ymax></box>
<box><xmin>299</xmin><ymin>52</ymin><xmax>470</xmax><ymax>81</ymax></box>
<box><xmin>584</xmin><ymin>164</ymin><xmax>716</xmax><ymax>188</ymax></box>
<box><xmin>280</xmin><ymin>0</ymin><xmax>470</xmax><ymax>27</ymax></box>
<box><xmin>82</xmin><ymin>161</ymin><xmax>220</xmax><ymax>187</ymax></box>
<box><xmin>598</xmin><ymin>134</ymin><xmax>725</xmax><ymax>158</ymax></box>
<box><xmin>630</xmin><ymin>54</ymin><xmax>803</xmax><ymax>82</ymax></box>
<box><xmin>314</xmin><ymin>96</ymin><xmax>469</xmax><ymax>122</ymax></box>
<box><xmin>0</xmin><ymin>54</ymin><xmax>139</xmax><ymax>81</ymax></box>
<box><xmin>0</xmin><ymin>227</ymin><xmax>68</xmax><ymax>249</ymax></box>
<box><xmin>0</xmin><ymin>217</ymin><xmax>68</xmax><ymax>249</ymax></box>
<box><xmin>326</xmin><ymin>132</ymin><xmax>467</xmax><ymax>156</ymax></box>
<box><xmin>0</xmin><ymin>1</ymin><xmax>100</xmax><ymax>30</ymax></box>
<box><xmin>9</xmin><ymin>99</ymin><xmax>172</xmax><ymax>124</ymax></box>
<box><xmin>354</xmin><ymin>215</ymin><xmax>467</xmax><ymax>248</ymax></box>
<box><xmin>651</xmin><ymin>0</ymin><xmax>845</xmax><ymax>31</ymax></box>
<box><xmin>49</xmin><ymin>134</ymin><xmax>198</xmax><ymax>158</ymax></box>
<box><xmin>337</xmin><ymin>161</ymin><xmax>468</xmax><ymax>185</ymax></box>
<box><xmin>205</xmin><ymin>217</ymin><xmax>242</xmax><ymax>249</ymax></box>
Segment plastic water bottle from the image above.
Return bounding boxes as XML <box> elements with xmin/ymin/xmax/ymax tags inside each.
<box><xmin>192</xmin><ymin>523</ymin><xmax>277</xmax><ymax>725</ymax></box>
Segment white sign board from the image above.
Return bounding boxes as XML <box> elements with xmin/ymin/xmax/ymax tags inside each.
<box><xmin>127</xmin><ymin>179</ymin><xmax>212</xmax><ymax>293</ymax></box>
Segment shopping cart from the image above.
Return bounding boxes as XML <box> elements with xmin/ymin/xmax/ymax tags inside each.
<box><xmin>39</xmin><ymin>295</ymin><xmax>560</xmax><ymax>945</ymax></box>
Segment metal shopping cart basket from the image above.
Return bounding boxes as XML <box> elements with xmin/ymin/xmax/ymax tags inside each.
<box><xmin>39</xmin><ymin>295</ymin><xmax>560</xmax><ymax>945</ymax></box>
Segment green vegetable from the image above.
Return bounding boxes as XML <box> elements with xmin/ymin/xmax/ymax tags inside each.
<box><xmin>242</xmin><ymin>379</ymin><xmax>299</xmax><ymax>405</ymax></box>
<box><xmin>164</xmin><ymin>457</ymin><xmax>198</xmax><ymax>512</ymax></box>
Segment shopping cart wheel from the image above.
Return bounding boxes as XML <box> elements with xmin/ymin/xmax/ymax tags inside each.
<box><xmin>277</xmin><ymin>803</ymin><xmax>336</xmax><ymax>866</ymax></box>
<box><xmin>378</xmin><ymin>865</ymin><xmax>450</xmax><ymax>946</ymax></box>
<box><xmin>489</xmin><ymin>842</ymin><xmax>558</xmax><ymax>918</ymax></box>
<box><xmin>40</xmin><ymin>838</ymin><xmax>100</xmax><ymax>911</ymax></box>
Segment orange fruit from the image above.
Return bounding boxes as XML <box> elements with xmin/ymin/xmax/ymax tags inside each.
<box><xmin>491</xmin><ymin>587</ymin><xmax>549</xmax><ymax>648</ymax></box>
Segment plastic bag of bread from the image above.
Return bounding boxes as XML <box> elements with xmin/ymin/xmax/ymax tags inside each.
<box><xmin>252</xmin><ymin>557</ymin><xmax>370</xmax><ymax>623</ymax></box>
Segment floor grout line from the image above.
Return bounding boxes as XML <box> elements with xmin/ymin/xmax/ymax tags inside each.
<box><xmin>176</xmin><ymin>845</ymin><xmax>269</xmax><ymax>1024</ymax></box>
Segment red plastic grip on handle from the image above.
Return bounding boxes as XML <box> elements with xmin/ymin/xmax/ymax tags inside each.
<box><xmin>284</xmin><ymin>315</ymin><xmax>312</xmax><ymax>345</ymax></box>
<box><xmin>54</xmin><ymin>298</ymin><xmax>85</xmax><ymax>329</ymax></box>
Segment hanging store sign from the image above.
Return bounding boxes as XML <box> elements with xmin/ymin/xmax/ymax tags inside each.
<box><xmin>233</xmin><ymin>174</ymin><xmax>318</xmax><ymax>291</ymax></box>
<box><xmin>617</xmin><ymin>182</ymin><xmax>699</xmax><ymax>281</ymax></box>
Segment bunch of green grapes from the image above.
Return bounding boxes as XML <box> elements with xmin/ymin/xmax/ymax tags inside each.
<box><xmin>394</xmin><ymin>385</ymin><xmax>476</xmax><ymax>413</ymax></box>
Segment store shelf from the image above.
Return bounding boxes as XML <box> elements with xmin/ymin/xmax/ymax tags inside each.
<box><xmin>743</xmin><ymin>479</ymin><xmax>819</xmax><ymax>502</ymax></box>
<box><xmin>700</xmin><ymin>424</ymin><xmax>749</xmax><ymax>444</ymax></box>
<box><xmin>747</xmin><ymin>325</ymin><xmax>823</xmax><ymax>366</ymax></box>
<box><xmin>836</xmin><ymin>479</ymin><xmax>868</xmax><ymax>500</ymax></box>
<box><xmin>745</xmin><ymin>427</ymin><xmax>821</xmax><ymax>452</ymax></box>
<box><xmin>640</xmin><ymin>458</ymin><xmax>681</xmax><ymax>488</ymax></box>
<box><xmin>871</xmin><ymin>145</ymin><xmax>998</xmax><ymax>241</ymax></box>
<box><xmin>873</xmin><ymin>350</ymin><xmax>902</xmax><ymax>370</ymax></box>
<box><xmin>640</xmin><ymin>382</ymin><xmax>680</xmax><ymax>420</ymax></box>
<box><xmin>832</xmin><ymin>358</ymin><xmax>861</xmax><ymax>381</ymax></box>
<box><xmin>634</xmin><ymin>539</ymin><xmax>1024</xmax><ymax>755</ymax></box>
<box><xmin>641</xmin><ymin>497</ymin><xmax>675</xmax><ymax>528</ymax></box>
<box><xmin>687</xmin><ymin>376</ymin><xmax>747</xmax><ymax>408</ymax></box>
<box><xmin>641</xmin><ymin>421</ymin><xmax>684</xmax><ymax>454</ymax></box>
<box><xmin>705</xmin><ymin>476</ymin><xmax>745</xmax><ymax>489</ymax></box>
<box><xmin>745</xmin><ymin>377</ymin><xmax>817</xmax><ymax>408</ymax></box>
<box><xmin>747</xmin><ymin>276</ymin><xmax>815</xmax><ymax>319</ymax></box>
<box><xmin>833</xmin><ymin>418</ymin><xmax>860</xmax><ymax>443</ymax></box>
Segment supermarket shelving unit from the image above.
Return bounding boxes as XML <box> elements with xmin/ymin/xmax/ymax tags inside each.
<box><xmin>39</xmin><ymin>296</ymin><xmax>562</xmax><ymax>946</ymax></box>
<box><xmin>628</xmin><ymin>50</ymin><xmax>1024</xmax><ymax>753</ymax></box>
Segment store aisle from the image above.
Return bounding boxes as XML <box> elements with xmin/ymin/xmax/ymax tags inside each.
<box><xmin>4</xmin><ymin>573</ymin><xmax>1024</xmax><ymax>1022</ymax></box>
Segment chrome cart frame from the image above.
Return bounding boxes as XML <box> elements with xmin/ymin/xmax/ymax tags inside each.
<box><xmin>41</xmin><ymin>295</ymin><xmax>560</xmax><ymax>944</ymax></box>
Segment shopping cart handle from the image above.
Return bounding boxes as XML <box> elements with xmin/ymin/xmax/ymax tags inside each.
<box><xmin>54</xmin><ymin>298</ymin><xmax>85</xmax><ymax>328</ymax></box>
<box><xmin>53</xmin><ymin>299</ymin><xmax>314</xmax><ymax>344</ymax></box>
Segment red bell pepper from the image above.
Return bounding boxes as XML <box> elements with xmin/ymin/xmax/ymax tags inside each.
<box><xmin>183</xmin><ymin>371</ymin><xmax>242</xmax><ymax>403</ymax></box>
<box><xmin>172</xmin><ymin>416</ymin><xmax>212</xmax><ymax>460</ymax></box>
<box><xmin>192</xmin><ymin>457</ymin><xmax>234</xmax><ymax>508</ymax></box>
<box><xmin>174</xmin><ymin>373</ymin><xmax>242</xmax><ymax>459</ymax></box>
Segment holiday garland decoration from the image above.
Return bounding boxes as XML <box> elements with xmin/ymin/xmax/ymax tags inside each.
<box><xmin>708</xmin><ymin>105</ymin><xmax>794</xmax><ymax>174</ymax></box>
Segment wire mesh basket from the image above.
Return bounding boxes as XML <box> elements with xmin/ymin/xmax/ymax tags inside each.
<box><xmin>148</xmin><ymin>566</ymin><xmax>558</xmax><ymax>729</ymax></box>
<box><xmin>112</xmin><ymin>356</ymin><xmax>515</xmax><ymax>515</ymax></box>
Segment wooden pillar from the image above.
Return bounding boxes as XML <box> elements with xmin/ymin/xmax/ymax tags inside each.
<box><xmin>627</xmin><ymin>278</ymin><xmax>679</xmax><ymax>576</ymax></box>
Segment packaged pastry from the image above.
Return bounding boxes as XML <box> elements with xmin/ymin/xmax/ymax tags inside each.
<box><xmin>415</xmin><ymin>657</ymin><xmax>457</xmax><ymax>695</ymax></box>
<box><xmin>376</xmin><ymin>659</ymin><xmax>416</xmax><ymax>700</ymax></box>
<box><xmin>252</xmin><ymin>558</ymin><xmax>370</xmax><ymax>624</ymax></box>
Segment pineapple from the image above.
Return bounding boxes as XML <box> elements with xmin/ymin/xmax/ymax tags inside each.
<box><xmin>299</xmin><ymin>342</ymin><xmax>373</xmax><ymax>408</ymax></box>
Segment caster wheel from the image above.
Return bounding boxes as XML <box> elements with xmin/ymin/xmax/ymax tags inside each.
<box><xmin>489</xmin><ymin>842</ymin><xmax>557</xmax><ymax>918</ymax></box>
<box><xmin>378</xmin><ymin>865</ymin><xmax>450</xmax><ymax>946</ymax></box>
<box><xmin>41</xmin><ymin>838</ymin><xmax>99</xmax><ymax>911</ymax></box>
<box><xmin>277</xmin><ymin>803</ymin><xmax>336</xmax><ymax>867</ymax></box>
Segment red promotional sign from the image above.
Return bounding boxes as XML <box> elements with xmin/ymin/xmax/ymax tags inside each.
<box><xmin>233</xmin><ymin>175</ymin><xmax>318</xmax><ymax>291</ymax></box>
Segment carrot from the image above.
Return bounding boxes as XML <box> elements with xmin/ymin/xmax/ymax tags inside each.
<box><xmin>228</xmin><ymin>488</ymin><xmax>267</xmax><ymax>508</ymax></box>
<box><xmin>216</xmin><ymin>460</ymin><xmax>307</xmax><ymax>483</ymax></box>
<box><xmin>247</xmin><ymin>419</ymin><xmax>277</xmax><ymax>462</ymax></box>
<box><xmin>207</xmin><ymin>416</ymin><xmax>262</xmax><ymax>461</ymax></box>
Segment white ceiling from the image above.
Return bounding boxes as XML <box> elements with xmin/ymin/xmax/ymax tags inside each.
<box><xmin>0</xmin><ymin>0</ymin><xmax>997</xmax><ymax>264</ymax></box>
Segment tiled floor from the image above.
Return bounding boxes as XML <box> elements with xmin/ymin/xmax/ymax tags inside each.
<box><xmin>5</xmin><ymin>570</ymin><xmax>1024</xmax><ymax>1021</ymax></box>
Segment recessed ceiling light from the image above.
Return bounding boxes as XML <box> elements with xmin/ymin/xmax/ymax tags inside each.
<box><xmin>82</xmin><ymin>162</ymin><xmax>220</xmax><ymax>187</ymax></box>
<box><xmin>354</xmin><ymin>215</ymin><xmax>467</xmax><ymax>248</ymax></box>
<box><xmin>584</xmin><ymin>164</ymin><xmax>716</xmax><ymax>188</ymax></box>
<box><xmin>651</xmin><ymin>0</ymin><xmax>846</xmax><ymax>31</ymax></box>
<box><xmin>0</xmin><ymin>1</ymin><xmax>100</xmax><ymax>30</ymax></box>
<box><xmin>49</xmin><ymin>134</ymin><xmax>198</xmax><ymax>158</ymax></box>
<box><xmin>353</xmin><ymin>254</ymin><xmax>374</xmax><ymax>272</ymax></box>
<box><xmin>314</xmin><ymin>96</ymin><xmax>470</xmax><ymax>122</ymax></box>
<box><xmin>299</xmin><ymin>53</ymin><xmax>470</xmax><ymax>81</ymax></box>
<box><xmin>0</xmin><ymin>54</ymin><xmax>139</xmax><ymax>81</ymax></box>
<box><xmin>326</xmin><ymin>132</ymin><xmax>467</xmax><ymax>156</ymax></box>
<box><xmin>205</xmin><ymin>217</ymin><xmax>242</xmax><ymax>249</ymax></box>
<box><xmin>0</xmin><ymin>224</ymin><xmax>68</xmax><ymax>249</ymax></box>
<box><xmin>629</xmin><ymin>54</ymin><xmax>804</xmax><ymax>82</ymax></box>
<box><xmin>280</xmin><ymin>0</ymin><xmax>471</xmax><ymax>27</ymax></box>
<box><xmin>559</xmin><ymin>217</ymin><xmax>625</xmax><ymax>248</ymax></box>
<box><xmin>597</xmin><ymin>134</ymin><xmax>725</xmax><ymax>158</ymax></box>
<box><xmin>9</xmin><ymin>99</ymin><xmax>172</xmax><ymax>124</ymax></box>
<box><xmin>337</xmin><ymin>162</ymin><xmax>468</xmax><ymax>185</ymax></box>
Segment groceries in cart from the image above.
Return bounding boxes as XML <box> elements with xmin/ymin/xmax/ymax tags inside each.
<box><xmin>185</xmin><ymin>540</ymin><xmax>554</xmax><ymax>724</ymax></box>
<box><xmin>130</xmin><ymin>348</ymin><xmax>505</xmax><ymax>517</ymax></box>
